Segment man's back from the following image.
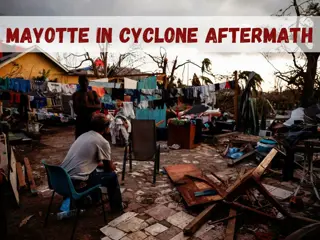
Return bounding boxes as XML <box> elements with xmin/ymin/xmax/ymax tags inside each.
<box><xmin>61</xmin><ymin>131</ymin><xmax>111</xmax><ymax>180</ymax></box>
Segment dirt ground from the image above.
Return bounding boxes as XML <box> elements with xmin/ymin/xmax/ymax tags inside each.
<box><xmin>4</xmin><ymin>126</ymin><xmax>319</xmax><ymax>240</ymax></box>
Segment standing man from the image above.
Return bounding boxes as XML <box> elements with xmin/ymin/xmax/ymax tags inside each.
<box><xmin>72</xmin><ymin>76</ymin><xmax>101</xmax><ymax>139</ymax></box>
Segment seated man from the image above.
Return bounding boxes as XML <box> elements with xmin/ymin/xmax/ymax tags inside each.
<box><xmin>61</xmin><ymin>114</ymin><xmax>123</xmax><ymax>212</ymax></box>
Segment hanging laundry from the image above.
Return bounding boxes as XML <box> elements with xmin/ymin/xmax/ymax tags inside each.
<box><xmin>47</xmin><ymin>82</ymin><xmax>62</xmax><ymax>93</ymax></box>
<box><xmin>101</xmin><ymin>94</ymin><xmax>112</xmax><ymax>104</ymax></box>
<box><xmin>228</xmin><ymin>80</ymin><xmax>235</xmax><ymax>89</ymax></box>
<box><xmin>130</xmin><ymin>89</ymin><xmax>141</xmax><ymax>104</ymax></box>
<box><xmin>9</xmin><ymin>91</ymin><xmax>15</xmax><ymax>104</ymax></box>
<box><xmin>138</xmin><ymin>101</ymin><xmax>149</xmax><ymax>109</ymax></box>
<box><xmin>18</xmin><ymin>94</ymin><xmax>29</xmax><ymax>121</ymax></box>
<box><xmin>31</xmin><ymin>80</ymin><xmax>47</xmax><ymax>92</ymax></box>
<box><xmin>15</xmin><ymin>92</ymin><xmax>21</xmax><ymax>103</ymax></box>
<box><xmin>124</xmin><ymin>77</ymin><xmax>137</xmax><ymax>89</ymax></box>
<box><xmin>0</xmin><ymin>91</ymin><xmax>10</xmax><ymax>100</ymax></box>
<box><xmin>153</xmin><ymin>99</ymin><xmax>165</xmax><ymax>109</ymax></box>
<box><xmin>47</xmin><ymin>98</ymin><xmax>53</xmax><ymax>108</ymax></box>
<box><xmin>0</xmin><ymin>78</ymin><xmax>9</xmax><ymax>90</ymax></box>
<box><xmin>111</xmin><ymin>88</ymin><xmax>124</xmax><ymax>100</ymax></box>
<box><xmin>219</xmin><ymin>82</ymin><xmax>226</xmax><ymax>90</ymax></box>
<box><xmin>121</xmin><ymin>102</ymin><xmax>135</xmax><ymax>119</ymax></box>
<box><xmin>92</xmin><ymin>86</ymin><xmax>105</xmax><ymax>98</ymax></box>
<box><xmin>9</xmin><ymin>79</ymin><xmax>31</xmax><ymax>93</ymax></box>
<box><xmin>61</xmin><ymin>84</ymin><xmax>77</xmax><ymax>95</ymax></box>
<box><xmin>30</xmin><ymin>97</ymin><xmax>47</xmax><ymax>109</ymax></box>
<box><xmin>215</xmin><ymin>83</ymin><xmax>220</xmax><ymax>91</ymax></box>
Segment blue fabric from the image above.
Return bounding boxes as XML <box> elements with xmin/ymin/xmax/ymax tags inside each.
<box><xmin>60</xmin><ymin>198</ymin><xmax>71</xmax><ymax>212</ymax></box>
<box><xmin>101</xmin><ymin>94</ymin><xmax>112</xmax><ymax>104</ymax></box>
<box><xmin>137</xmin><ymin>76</ymin><xmax>157</xmax><ymax>90</ymax></box>
<box><xmin>104</xmin><ymin>103</ymin><xmax>115</xmax><ymax>110</ymax></box>
<box><xmin>136</xmin><ymin>105</ymin><xmax>166</xmax><ymax>128</ymax></box>
<box><xmin>30</xmin><ymin>97</ymin><xmax>47</xmax><ymax>109</ymax></box>
<box><xmin>8</xmin><ymin>79</ymin><xmax>31</xmax><ymax>92</ymax></box>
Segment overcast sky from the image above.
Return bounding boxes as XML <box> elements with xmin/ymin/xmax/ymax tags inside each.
<box><xmin>0</xmin><ymin>0</ymin><xmax>298</xmax><ymax>90</ymax></box>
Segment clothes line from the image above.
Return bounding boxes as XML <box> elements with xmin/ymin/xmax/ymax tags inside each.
<box><xmin>0</xmin><ymin>77</ymin><xmax>235</xmax><ymax>94</ymax></box>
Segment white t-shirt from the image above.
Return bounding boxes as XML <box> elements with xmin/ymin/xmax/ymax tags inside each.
<box><xmin>61</xmin><ymin>131</ymin><xmax>111</xmax><ymax>181</ymax></box>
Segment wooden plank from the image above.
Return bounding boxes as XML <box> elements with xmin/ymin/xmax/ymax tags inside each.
<box><xmin>10</xmin><ymin>148</ymin><xmax>19</xmax><ymax>205</ymax></box>
<box><xmin>227</xmin><ymin>202</ymin><xmax>279</xmax><ymax>220</ymax></box>
<box><xmin>228</xmin><ymin>150</ymin><xmax>256</xmax><ymax>167</ymax></box>
<box><xmin>225</xmin><ymin>169</ymin><xmax>254</xmax><ymax>201</ymax></box>
<box><xmin>16</xmin><ymin>162</ymin><xmax>26</xmax><ymax>189</ymax></box>
<box><xmin>183</xmin><ymin>204</ymin><xmax>216</xmax><ymax>236</ymax></box>
<box><xmin>214</xmin><ymin>132</ymin><xmax>240</xmax><ymax>139</ymax></box>
<box><xmin>225</xmin><ymin>209</ymin><xmax>237</xmax><ymax>240</ymax></box>
<box><xmin>23</xmin><ymin>157</ymin><xmax>37</xmax><ymax>195</ymax></box>
<box><xmin>164</xmin><ymin>164</ymin><xmax>202</xmax><ymax>183</ymax></box>
<box><xmin>176</xmin><ymin>181</ymin><xmax>223</xmax><ymax>207</ymax></box>
<box><xmin>251</xmin><ymin>177</ymin><xmax>291</xmax><ymax>217</ymax></box>
<box><xmin>252</xmin><ymin>148</ymin><xmax>278</xmax><ymax>180</ymax></box>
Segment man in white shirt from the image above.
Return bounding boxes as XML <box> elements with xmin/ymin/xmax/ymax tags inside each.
<box><xmin>61</xmin><ymin>114</ymin><xmax>123</xmax><ymax>212</ymax></box>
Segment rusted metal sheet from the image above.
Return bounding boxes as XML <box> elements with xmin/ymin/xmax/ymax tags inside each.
<box><xmin>165</xmin><ymin>164</ymin><xmax>202</xmax><ymax>183</ymax></box>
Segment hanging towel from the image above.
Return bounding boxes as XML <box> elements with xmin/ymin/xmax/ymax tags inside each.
<box><xmin>219</xmin><ymin>82</ymin><xmax>226</xmax><ymax>90</ymax></box>
<box><xmin>208</xmin><ymin>84</ymin><xmax>215</xmax><ymax>92</ymax></box>
<box><xmin>229</xmin><ymin>80</ymin><xmax>235</xmax><ymax>89</ymax></box>
<box><xmin>122</xmin><ymin>102</ymin><xmax>135</xmax><ymax>119</ymax></box>
<box><xmin>62</xmin><ymin>84</ymin><xmax>77</xmax><ymax>95</ymax></box>
<box><xmin>48</xmin><ymin>82</ymin><xmax>62</xmax><ymax>93</ymax></box>
<box><xmin>92</xmin><ymin>86</ymin><xmax>105</xmax><ymax>98</ymax></box>
<box><xmin>111</xmin><ymin>88</ymin><xmax>124</xmax><ymax>100</ymax></box>
<box><xmin>215</xmin><ymin>83</ymin><xmax>220</xmax><ymax>91</ymax></box>
<box><xmin>0</xmin><ymin>78</ymin><xmax>9</xmax><ymax>90</ymax></box>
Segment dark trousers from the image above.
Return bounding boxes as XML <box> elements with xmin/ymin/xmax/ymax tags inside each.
<box><xmin>84</xmin><ymin>170</ymin><xmax>123</xmax><ymax>211</ymax></box>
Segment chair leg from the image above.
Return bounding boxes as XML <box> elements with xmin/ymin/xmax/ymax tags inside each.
<box><xmin>153</xmin><ymin>160</ymin><xmax>157</xmax><ymax>184</ymax></box>
<box><xmin>44</xmin><ymin>191</ymin><xmax>55</xmax><ymax>227</ymax></box>
<box><xmin>157</xmin><ymin>148</ymin><xmax>160</xmax><ymax>173</ymax></box>
<box><xmin>70</xmin><ymin>208</ymin><xmax>80</xmax><ymax>240</ymax></box>
<box><xmin>129</xmin><ymin>144</ymin><xmax>133</xmax><ymax>172</ymax></box>
<box><xmin>122</xmin><ymin>147</ymin><xmax>127</xmax><ymax>181</ymax></box>
<box><xmin>101</xmin><ymin>191</ymin><xmax>106</xmax><ymax>223</ymax></box>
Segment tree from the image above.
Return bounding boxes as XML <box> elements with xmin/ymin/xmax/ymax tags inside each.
<box><xmin>274</xmin><ymin>0</ymin><xmax>320</xmax><ymax>107</ymax></box>
<box><xmin>63</xmin><ymin>43</ymin><xmax>145</xmax><ymax>79</ymax></box>
<box><xmin>146</xmin><ymin>48</ymin><xmax>228</xmax><ymax>88</ymax></box>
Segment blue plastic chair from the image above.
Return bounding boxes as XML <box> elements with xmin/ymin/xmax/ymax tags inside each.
<box><xmin>42</xmin><ymin>160</ymin><xmax>106</xmax><ymax>240</ymax></box>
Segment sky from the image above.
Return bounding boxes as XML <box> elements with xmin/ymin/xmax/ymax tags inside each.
<box><xmin>0</xmin><ymin>0</ymin><xmax>300</xmax><ymax>91</ymax></box>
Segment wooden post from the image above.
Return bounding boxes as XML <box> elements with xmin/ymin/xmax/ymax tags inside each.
<box><xmin>233</xmin><ymin>71</ymin><xmax>239</xmax><ymax>128</ymax></box>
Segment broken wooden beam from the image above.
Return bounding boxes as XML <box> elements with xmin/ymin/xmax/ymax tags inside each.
<box><xmin>23</xmin><ymin>157</ymin><xmax>37</xmax><ymax>195</ymax></box>
<box><xmin>226</xmin><ymin>201</ymin><xmax>279</xmax><ymax>221</ymax></box>
<box><xmin>16</xmin><ymin>162</ymin><xmax>26</xmax><ymax>189</ymax></box>
<box><xmin>183</xmin><ymin>204</ymin><xmax>216</xmax><ymax>236</ymax></box>
<box><xmin>225</xmin><ymin>209</ymin><xmax>237</xmax><ymax>240</ymax></box>
<box><xmin>214</xmin><ymin>132</ymin><xmax>240</xmax><ymax>139</ymax></box>
<box><xmin>252</xmin><ymin>148</ymin><xmax>278</xmax><ymax>180</ymax></box>
<box><xmin>228</xmin><ymin>150</ymin><xmax>256</xmax><ymax>167</ymax></box>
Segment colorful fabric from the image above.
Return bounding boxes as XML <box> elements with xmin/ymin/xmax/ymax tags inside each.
<box><xmin>92</xmin><ymin>86</ymin><xmax>105</xmax><ymax>98</ymax></box>
<box><xmin>0</xmin><ymin>78</ymin><xmax>9</xmax><ymax>90</ymax></box>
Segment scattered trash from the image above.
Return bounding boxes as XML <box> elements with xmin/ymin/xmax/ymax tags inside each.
<box><xmin>19</xmin><ymin>215</ymin><xmax>34</xmax><ymax>227</ymax></box>
<box><xmin>169</xmin><ymin>144</ymin><xmax>181</xmax><ymax>150</ymax></box>
<box><xmin>57</xmin><ymin>209</ymin><xmax>85</xmax><ymax>220</ymax></box>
